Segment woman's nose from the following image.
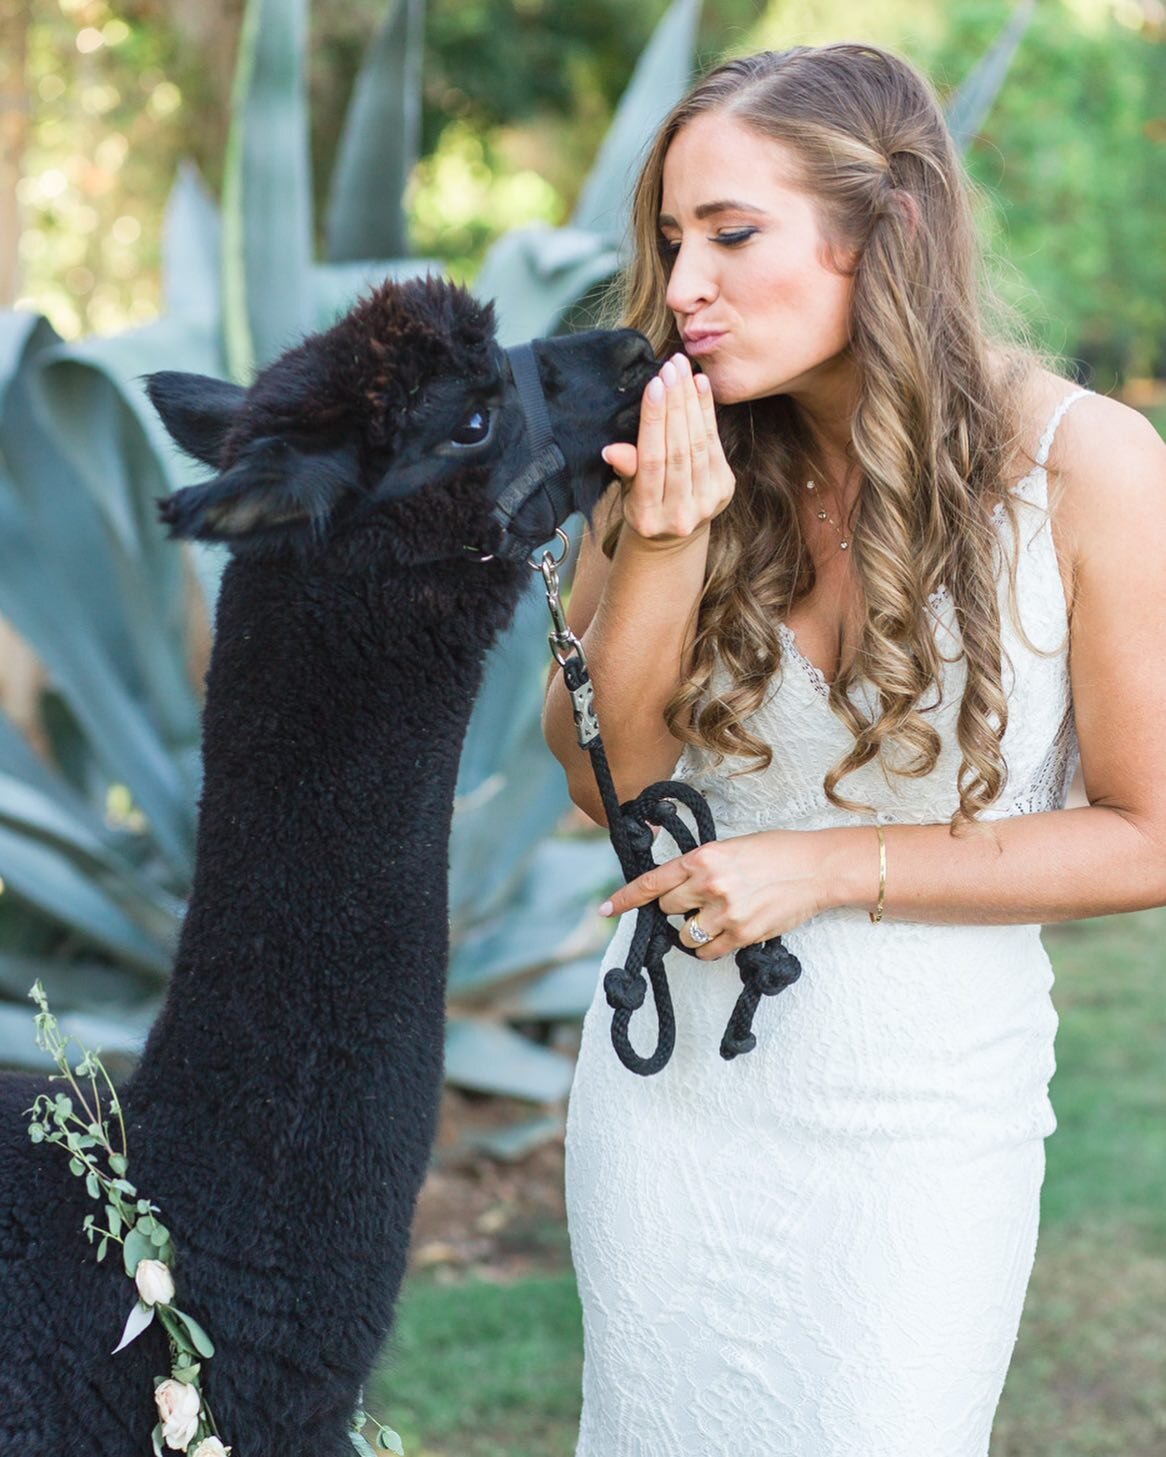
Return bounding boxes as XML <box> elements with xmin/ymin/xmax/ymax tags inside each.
<box><xmin>664</xmin><ymin>241</ymin><xmax>717</xmax><ymax>317</ymax></box>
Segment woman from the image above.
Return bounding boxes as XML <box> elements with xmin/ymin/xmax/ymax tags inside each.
<box><xmin>541</xmin><ymin>42</ymin><xmax>1166</xmax><ymax>1457</ymax></box>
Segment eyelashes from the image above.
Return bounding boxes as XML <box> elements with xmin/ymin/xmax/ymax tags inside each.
<box><xmin>656</xmin><ymin>227</ymin><xmax>759</xmax><ymax>261</ymax></box>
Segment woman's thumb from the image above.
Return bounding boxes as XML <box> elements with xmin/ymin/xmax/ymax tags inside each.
<box><xmin>601</xmin><ymin>442</ymin><xmax>638</xmax><ymax>480</ymax></box>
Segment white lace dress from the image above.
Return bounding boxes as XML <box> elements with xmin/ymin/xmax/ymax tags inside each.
<box><xmin>565</xmin><ymin>390</ymin><xmax>1089</xmax><ymax>1457</ymax></box>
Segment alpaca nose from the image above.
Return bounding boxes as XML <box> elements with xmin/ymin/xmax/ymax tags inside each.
<box><xmin>613</xmin><ymin>331</ymin><xmax>659</xmax><ymax>392</ymax></box>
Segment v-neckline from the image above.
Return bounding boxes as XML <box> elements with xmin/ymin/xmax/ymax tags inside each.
<box><xmin>778</xmin><ymin>584</ymin><xmax>954</xmax><ymax>700</ymax></box>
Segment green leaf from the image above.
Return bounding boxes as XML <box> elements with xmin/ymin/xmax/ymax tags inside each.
<box><xmin>149</xmin><ymin>1222</ymin><xmax>170</xmax><ymax>1248</ymax></box>
<box><xmin>349</xmin><ymin>1433</ymin><xmax>377</xmax><ymax>1457</ymax></box>
<box><xmin>570</xmin><ymin>0</ymin><xmax>701</xmax><ymax>235</ymax></box>
<box><xmin>170</xmin><ymin>1307</ymin><xmax>216</xmax><ymax>1359</ymax></box>
<box><xmin>109</xmin><ymin>1153</ymin><xmax>127</xmax><ymax>1177</ymax></box>
<box><xmin>123</xmin><ymin>1225</ymin><xmax>155</xmax><ymax>1279</ymax></box>
<box><xmin>444</xmin><ymin>1019</ymin><xmax>574</xmax><ymax>1102</ymax></box>
<box><xmin>325</xmin><ymin>0</ymin><xmax>423</xmax><ymax>263</ymax></box>
<box><xmin>375</xmin><ymin>1425</ymin><xmax>405</xmax><ymax>1454</ymax></box>
<box><xmin>106</xmin><ymin>1204</ymin><xmax>123</xmax><ymax>1238</ymax></box>
<box><xmin>85</xmin><ymin>1170</ymin><xmax>100</xmax><ymax>1200</ymax></box>
<box><xmin>28</xmin><ymin>1124</ymin><xmax>44</xmax><ymax>1144</ymax></box>
<box><xmin>945</xmin><ymin>0</ymin><xmax>1037</xmax><ymax>153</ymax></box>
<box><xmin>97</xmin><ymin>1236</ymin><xmax>109</xmax><ymax>1262</ymax></box>
<box><xmin>222</xmin><ymin>0</ymin><xmax>314</xmax><ymax>377</ymax></box>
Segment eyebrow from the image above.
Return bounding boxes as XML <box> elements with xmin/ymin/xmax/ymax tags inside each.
<box><xmin>658</xmin><ymin>201</ymin><xmax>769</xmax><ymax>227</ymax></box>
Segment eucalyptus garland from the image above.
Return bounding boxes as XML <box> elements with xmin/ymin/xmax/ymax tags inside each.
<box><xmin>24</xmin><ymin>982</ymin><xmax>403</xmax><ymax>1456</ymax></box>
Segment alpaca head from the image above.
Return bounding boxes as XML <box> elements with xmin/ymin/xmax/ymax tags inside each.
<box><xmin>147</xmin><ymin>276</ymin><xmax>656</xmax><ymax>574</ymax></box>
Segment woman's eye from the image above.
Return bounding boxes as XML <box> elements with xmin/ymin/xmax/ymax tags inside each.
<box><xmin>450</xmin><ymin>408</ymin><xmax>491</xmax><ymax>446</ymax></box>
<box><xmin>715</xmin><ymin>227</ymin><xmax>757</xmax><ymax>246</ymax></box>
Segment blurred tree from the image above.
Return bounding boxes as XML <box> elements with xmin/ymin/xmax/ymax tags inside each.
<box><xmin>12</xmin><ymin>0</ymin><xmax>1164</xmax><ymax>371</ymax></box>
<box><xmin>751</xmin><ymin>0</ymin><xmax>1166</xmax><ymax>385</ymax></box>
<box><xmin>1</xmin><ymin>0</ymin><xmax>31</xmax><ymax>308</ymax></box>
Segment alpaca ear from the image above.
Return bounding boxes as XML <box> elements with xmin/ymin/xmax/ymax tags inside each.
<box><xmin>144</xmin><ymin>371</ymin><xmax>247</xmax><ymax>467</ymax></box>
<box><xmin>157</xmin><ymin>438</ymin><xmax>359</xmax><ymax>546</ymax></box>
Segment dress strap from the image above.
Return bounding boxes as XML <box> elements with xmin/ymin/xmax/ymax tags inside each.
<box><xmin>1034</xmin><ymin>387</ymin><xmax>1091</xmax><ymax>470</ymax></box>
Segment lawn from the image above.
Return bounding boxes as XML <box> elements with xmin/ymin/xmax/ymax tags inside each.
<box><xmin>369</xmin><ymin>905</ymin><xmax>1166</xmax><ymax>1457</ymax></box>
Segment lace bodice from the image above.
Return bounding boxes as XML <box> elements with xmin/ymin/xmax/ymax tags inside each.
<box><xmin>669</xmin><ymin>389</ymin><xmax>1087</xmax><ymax>838</ymax></box>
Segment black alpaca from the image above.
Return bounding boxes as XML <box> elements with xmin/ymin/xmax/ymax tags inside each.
<box><xmin>0</xmin><ymin>276</ymin><xmax>655</xmax><ymax>1454</ymax></box>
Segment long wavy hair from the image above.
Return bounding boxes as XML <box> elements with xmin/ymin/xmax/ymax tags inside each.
<box><xmin>603</xmin><ymin>42</ymin><xmax>1052</xmax><ymax>833</ymax></box>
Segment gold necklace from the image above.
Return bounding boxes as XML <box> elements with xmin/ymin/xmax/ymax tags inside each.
<box><xmin>805</xmin><ymin>478</ymin><xmax>855</xmax><ymax>552</ymax></box>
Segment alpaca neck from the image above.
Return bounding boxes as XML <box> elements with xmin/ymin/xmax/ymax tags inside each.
<box><xmin>133</xmin><ymin>555</ymin><xmax>507</xmax><ymax>1085</ymax></box>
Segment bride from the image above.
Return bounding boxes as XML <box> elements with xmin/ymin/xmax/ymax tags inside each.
<box><xmin>542</xmin><ymin>41</ymin><xmax>1165</xmax><ymax>1457</ymax></box>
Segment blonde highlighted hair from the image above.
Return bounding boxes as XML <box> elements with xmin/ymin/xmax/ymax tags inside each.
<box><xmin>603</xmin><ymin>42</ymin><xmax>1053</xmax><ymax>832</ymax></box>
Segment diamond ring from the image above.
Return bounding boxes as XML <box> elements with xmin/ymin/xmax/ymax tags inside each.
<box><xmin>685</xmin><ymin>915</ymin><xmax>713</xmax><ymax>946</ymax></box>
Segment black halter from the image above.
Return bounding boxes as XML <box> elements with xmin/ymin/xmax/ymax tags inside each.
<box><xmin>487</xmin><ymin>343</ymin><xmax>571</xmax><ymax>560</ymax></box>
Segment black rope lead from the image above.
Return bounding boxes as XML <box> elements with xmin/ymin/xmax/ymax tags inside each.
<box><xmin>561</xmin><ymin>652</ymin><xmax>803</xmax><ymax>1075</ymax></box>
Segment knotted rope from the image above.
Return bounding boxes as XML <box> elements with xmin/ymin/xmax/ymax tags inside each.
<box><xmin>561</xmin><ymin>652</ymin><xmax>802</xmax><ymax>1076</ymax></box>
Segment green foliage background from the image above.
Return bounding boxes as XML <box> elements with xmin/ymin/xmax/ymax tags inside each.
<box><xmin>19</xmin><ymin>0</ymin><xmax>1165</xmax><ymax>386</ymax></box>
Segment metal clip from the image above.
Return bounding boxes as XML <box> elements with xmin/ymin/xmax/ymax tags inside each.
<box><xmin>531</xmin><ymin>529</ymin><xmax>588</xmax><ymax>669</ymax></box>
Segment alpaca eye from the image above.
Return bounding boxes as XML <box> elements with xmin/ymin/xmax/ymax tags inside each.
<box><xmin>450</xmin><ymin>408</ymin><xmax>491</xmax><ymax>447</ymax></box>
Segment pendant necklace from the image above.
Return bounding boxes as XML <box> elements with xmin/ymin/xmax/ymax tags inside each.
<box><xmin>805</xmin><ymin>478</ymin><xmax>856</xmax><ymax>552</ymax></box>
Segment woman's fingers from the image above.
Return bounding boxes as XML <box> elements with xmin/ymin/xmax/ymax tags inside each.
<box><xmin>617</xmin><ymin>352</ymin><xmax>731</xmax><ymax>541</ymax></box>
<box><xmin>634</xmin><ymin>374</ymin><xmax>667</xmax><ymax>509</ymax></box>
<box><xmin>676</xmin><ymin>355</ymin><xmax>710</xmax><ymax>493</ymax></box>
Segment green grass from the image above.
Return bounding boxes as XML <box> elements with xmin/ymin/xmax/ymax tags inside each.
<box><xmin>368</xmin><ymin>1273</ymin><xmax>582</xmax><ymax>1457</ymax></box>
<box><xmin>370</xmin><ymin>907</ymin><xmax>1166</xmax><ymax>1457</ymax></box>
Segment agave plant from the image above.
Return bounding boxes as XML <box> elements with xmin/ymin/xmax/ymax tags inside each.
<box><xmin>0</xmin><ymin>0</ymin><xmax>703</xmax><ymax>1116</ymax></box>
<box><xmin>0</xmin><ymin>0</ymin><xmax>1033</xmax><ymax>1131</ymax></box>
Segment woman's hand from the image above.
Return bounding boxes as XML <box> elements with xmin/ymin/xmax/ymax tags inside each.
<box><xmin>602</xmin><ymin>351</ymin><xmax>735</xmax><ymax>545</ymax></box>
<box><xmin>598</xmin><ymin>829</ymin><xmax>856</xmax><ymax>959</ymax></box>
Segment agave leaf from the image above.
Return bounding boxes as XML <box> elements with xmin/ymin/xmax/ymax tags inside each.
<box><xmin>222</xmin><ymin>0</ymin><xmax>314</xmax><ymax>379</ymax></box>
<box><xmin>162</xmin><ymin>161</ymin><xmax>222</xmax><ymax>325</ymax></box>
<box><xmin>463</xmin><ymin>1114</ymin><xmax>565</xmax><ymax>1161</ymax></box>
<box><xmin>444</xmin><ymin>1018</ymin><xmax>574</xmax><ymax>1102</ymax></box>
<box><xmin>0</xmin><ymin>772</ymin><xmax>186</xmax><ymax>936</ymax></box>
<box><xmin>472</xmin><ymin>226</ymin><xmax>622</xmax><ymax>346</ymax></box>
<box><xmin>0</xmin><ymin>952</ymin><xmax>163</xmax><ymax>1010</ymax></box>
<box><xmin>0</xmin><ymin>823</ymin><xmax>168</xmax><ymax>972</ymax></box>
<box><xmin>0</xmin><ymin>484</ymin><xmax>194</xmax><ymax>874</ymax></box>
<box><xmin>30</xmin><ymin>332</ymin><xmax>215</xmax><ymax>760</ymax></box>
<box><xmin>0</xmin><ymin>1001</ymin><xmax>151</xmax><ymax>1071</ymax></box>
<box><xmin>945</xmin><ymin>0</ymin><xmax>1036</xmax><ymax>153</ymax></box>
<box><xmin>0</xmin><ymin>771</ymin><xmax>134</xmax><ymax>868</ymax></box>
<box><xmin>0</xmin><ymin>314</ymin><xmax>144</xmax><ymax>682</ymax></box>
<box><xmin>325</xmin><ymin>0</ymin><xmax>424</xmax><ymax>263</ymax></box>
<box><xmin>449</xmin><ymin>727</ymin><xmax>574</xmax><ymax>933</ymax></box>
<box><xmin>448</xmin><ymin>836</ymin><xmax>616</xmax><ymax>998</ymax></box>
<box><xmin>0</xmin><ymin>702</ymin><xmax>89</xmax><ymax>811</ymax></box>
<box><xmin>494</xmin><ymin>954</ymin><xmax>604</xmax><ymax>1021</ymax></box>
<box><xmin>570</xmin><ymin>0</ymin><xmax>701</xmax><ymax>237</ymax></box>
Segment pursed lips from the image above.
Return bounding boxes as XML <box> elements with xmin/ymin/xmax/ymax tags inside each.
<box><xmin>682</xmin><ymin>329</ymin><xmax>728</xmax><ymax>357</ymax></box>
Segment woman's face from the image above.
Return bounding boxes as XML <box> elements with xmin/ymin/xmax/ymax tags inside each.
<box><xmin>659</xmin><ymin>112</ymin><xmax>857</xmax><ymax>406</ymax></box>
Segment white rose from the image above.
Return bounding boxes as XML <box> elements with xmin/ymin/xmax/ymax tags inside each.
<box><xmin>135</xmin><ymin>1258</ymin><xmax>176</xmax><ymax>1307</ymax></box>
<box><xmin>190</xmin><ymin>1440</ymin><xmax>231</xmax><ymax>1457</ymax></box>
<box><xmin>154</xmin><ymin>1378</ymin><xmax>201</xmax><ymax>1452</ymax></box>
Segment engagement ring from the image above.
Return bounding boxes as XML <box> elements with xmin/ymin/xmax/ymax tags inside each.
<box><xmin>686</xmin><ymin>916</ymin><xmax>713</xmax><ymax>946</ymax></box>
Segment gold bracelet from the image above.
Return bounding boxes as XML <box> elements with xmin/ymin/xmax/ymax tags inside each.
<box><xmin>868</xmin><ymin>823</ymin><xmax>886</xmax><ymax>924</ymax></box>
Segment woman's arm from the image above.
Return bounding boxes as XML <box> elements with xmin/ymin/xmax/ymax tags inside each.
<box><xmin>600</xmin><ymin>394</ymin><xmax>1166</xmax><ymax>952</ymax></box>
<box><xmin>542</xmin><ymin>354</ymin><xmax>734</xmax><ymax>824</ymax></box>
<box><xmin>829</xmin><ymin>393</ymin><xmax>1166</xmax><ymax>921</ymax></box>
